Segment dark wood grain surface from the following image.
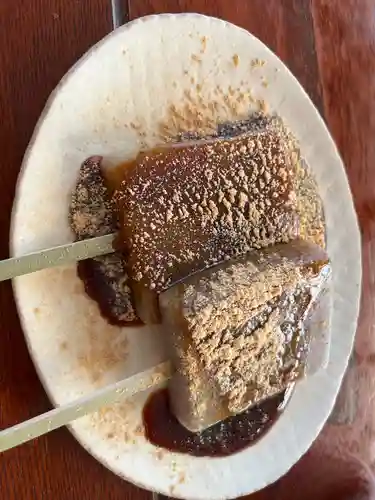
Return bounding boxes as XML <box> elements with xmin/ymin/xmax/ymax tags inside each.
<box><xmin>0</xmin><ymin>0</ymin><xmax>372</xmax><ymax>498</ymax></box>
<box><xmin>312</xmin><ymin>0</ymin><xmax>375</xmax><ymax>370</ymax></box>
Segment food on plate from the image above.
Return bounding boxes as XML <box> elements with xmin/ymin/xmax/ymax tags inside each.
<box><xmin>142</xmin><ymin>386</ymin><xmax>286</xmax><ymax>457</ymax></box>
<box><xmin>68</xmin><ymin>113</ymin><xmax>329</xmax><ymax>456</ymax></box>
<box><xmin>114</xmin><ymin>115</ymin><xmax>299</xmax><ymax>323</ymax></box>
<box><xmin>159</xmin><ymin>239</ymin><xmax>331</xmax><ymax>432</ymax></box>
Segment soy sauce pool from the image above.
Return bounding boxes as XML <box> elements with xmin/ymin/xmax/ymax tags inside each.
<box><xmin>143</xmin><ymin>388</ymin><xmax>285</xmax><ymax>457</ymax></box>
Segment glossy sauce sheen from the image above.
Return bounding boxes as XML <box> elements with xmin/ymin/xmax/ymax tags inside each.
<box><xmin>143</xmin><ymin>388</ymin><xmax>285</xmax><ymax>457</ymax></box>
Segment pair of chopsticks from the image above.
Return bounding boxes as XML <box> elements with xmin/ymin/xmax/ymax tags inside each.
<box><xmin>0</xmin><ymin>234</ymin><xmax>172</xmax><ymax>452</ymax></box>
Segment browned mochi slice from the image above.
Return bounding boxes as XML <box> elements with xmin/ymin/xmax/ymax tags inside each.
<box><xmin>114</xmin><ymin>118</ymin><xmax>299</xmax><ymax>323</ymax></box>
<box><xmin>159</xmin><ymin>239</ymin><xmax>331</xmax><ymax>432</ymax></box>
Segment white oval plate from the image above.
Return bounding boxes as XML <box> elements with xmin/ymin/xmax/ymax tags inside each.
<box><xmin>11</xmin><ymin>14</ymin><xmax>361</xmax><ymax>500</ymax></box>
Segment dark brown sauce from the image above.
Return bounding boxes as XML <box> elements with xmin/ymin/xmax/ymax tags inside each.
<box><xmin>77</xmin><ymin>260</ymin><xmax>142</xmax><ymax>327</ymax></box>
<box><xmin>69</xmin><ymin>156</ymin><xmax>141</xmax><ymax>327</ymax></box>
<box><xmin>102</xmin><ymin>161</ymin><xmax>132</xmax><ymax>195</ymax></box>
<box><xmin>143</xmin><ymin>388</ymin><xmax>285</xmax><ymax>457</ymax></box>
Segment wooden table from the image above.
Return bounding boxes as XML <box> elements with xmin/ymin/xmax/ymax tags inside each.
<box><xmin>0</xmin><ymin>0</ymin><xmax>372</xmax><ymax>498</ymax></box>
